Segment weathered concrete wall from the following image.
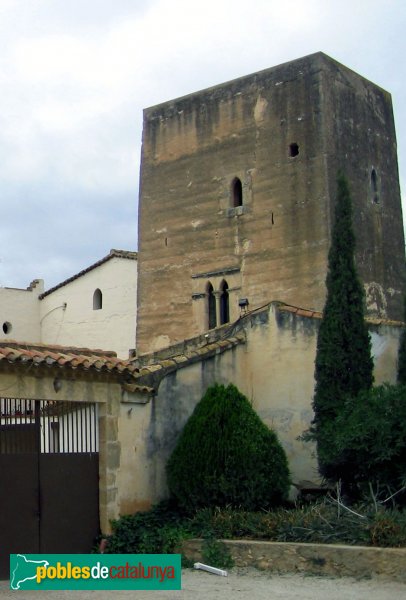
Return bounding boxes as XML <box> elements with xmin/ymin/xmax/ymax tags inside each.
<box><xmin>0</xmin><ymin>280</ymin><xmax>43</xmax><ymax>343</ymax></box>
<box><xmin>321</xmin><ymin>60</ymin><xmax>405</xmax><ymax>320</ymax></box>
<box><xmin>40</xmin><ymin>255</ymin><xmax>137</xmax><ymax>358</ymax></box>
<box><xmin>119</xmin><ymin>305</ymin><xmax>402</xmax><ymax>512</ymax></box>
<box><xmin>137</xmin><ymin>52</ymin><xmax>405</xmax><ymax>354</ymax></box>
<box><xmin>183</xmin><ymin>539</ymin><xmax>406</xmax><ymax>582</ymax></box>
<box><xmin>115</xmin><ymin>390</ymin><xmax>156</xmax><ymax>516</ymax></box>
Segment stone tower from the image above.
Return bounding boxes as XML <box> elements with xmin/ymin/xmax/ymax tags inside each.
<box><xmin>136</xmin><ymin>52</ymin><xmax>405</xmax><ymax>355</ymax></box>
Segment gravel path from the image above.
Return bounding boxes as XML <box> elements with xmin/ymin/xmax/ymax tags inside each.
<box><xmin>1</xmin><ymin>568</ymin><xmax>405</xmax><ymax>599</ymax></box>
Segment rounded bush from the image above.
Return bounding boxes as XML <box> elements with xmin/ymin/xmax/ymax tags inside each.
<box><xmin>166</xmin><ymin>383</ymin><xmax>290</xmax><ymax>512</ymax></box>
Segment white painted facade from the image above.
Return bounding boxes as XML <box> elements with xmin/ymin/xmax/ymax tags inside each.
<box><xmin>40</xmin><ymin>252</ymin><xmax>137</xmax><ymax>357</ymax></box>
<box><xmin>0</xmin><ymin>279</ymin><xmax>43</xmax><ymax>342</ymax></box>
<box><xmin>0</xmin><ymin>250</ymin><xmax>137</xmax><ymax>358</ymax></box>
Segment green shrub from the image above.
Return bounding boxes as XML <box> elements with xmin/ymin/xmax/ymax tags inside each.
<box><xmin>397</xmin><ymin>296</ymin><xmax>406</xmax><ymax>384</ymax></box>
<box><xmin>103</xmin><ymin>501</ymin><xmax>406</xmax><ymax>555</ymax></box>
<box><xmin>326</xmin><ymin>384</ymin><xmax>406</xmax><ymax>498</ymax></box>
<box><xmin>188</xmin><ymin>503</ymin><xmax>406</xmax><ymax>548</ymax></box>
<box><xmin>189</xmin><ymin>506</ymin><xmax>268</xmax><ymax>539</ymax></box>
<box><xmin>201</xmin><ymin>538</ymin><xmax>234</xmax><ymax>569</ymax></box>
<box><xmin>166</xmin><ymin>383</ymin><xmax>290</xmax><ymax>512</ymax></box>
<box><xmin>369</xmin><ymin>510</ymin><xmax>406</xmax><ymax>547</ymax></box>
<box><xmin>104</xmin><ymin>500</ymin><xmax>187</xmax><ymax>554</ymax></box>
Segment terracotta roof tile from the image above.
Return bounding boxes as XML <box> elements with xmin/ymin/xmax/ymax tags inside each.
<box><xmin>0</xmin><ymin>340</ymin><xmax>117</xmax><ymax>358</ymax></box>
<box><xmin>122</xmin><ymin>383</ymin><xmax>155</xmax><ymax>395</ymax></box>
<box><xmin>173</xmin><ymin>355</ymin><xmax>188</xmax><ymax>365</ymax></box>
<box><xmin>277</xmin><ymin>304</ymin><xmax>322</xmax><ymax>319</ymax></box>
<box><xmin>139</xmin><ymin>364</ymin><xmax>163</xmax><ymax>376</ymax></box>
<box><xmin>0</xmin><ymin>341</ymin><xmax>140</xmax><ymax>380</ymax></box>
<box><xmin>134</xmin><ymin>333</ymin><xmax>246</xmax><ymax>390</ymax></box>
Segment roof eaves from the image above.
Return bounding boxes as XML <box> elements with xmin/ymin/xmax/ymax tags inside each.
<box><xmin>136</xmin><ymin>333</ymin><xmax>246</xmax><ymax>390</ymax></box>
<box><xmin>0</xmin><ymin>344</ymin><xmax>140</xmax><ymax>381</ymax></box>
<box><xmin>275</xmin><ymin>302</ymin><xmax>405</xmax><ymax>327</ymax></box>
<box><xmin>39</xmin><ymin>249</ymin><xmax>137</xmax><ymax>299</ymax></box>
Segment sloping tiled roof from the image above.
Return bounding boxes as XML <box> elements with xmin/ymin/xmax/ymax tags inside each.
<box><xmin>276</xmin><ymin>302</ymin><xmax>405</xmax><ymax>327</ymax></box>
<box><xmin>137</xmin><ymin>334</ymin><xmax>245</xmax><ymax>375</ymax></box>
<box><xmin>0</xmin><ymin>341</ymin><xmax>139</xmax><ymax>380</ymax></box>
<box><xmin>134</xmin><ymin>333</ymin><xmax>246</xmax><ymax>389</ymax></box>
<box><xmin>0</xmin><ymin>333</ymin><xmax>245</xmax><ymax>387</ymax></box>
<box><xmin>39</xmin><ymin>249</ymin><xmax>137</xmax><ymax>299</ymax></box>
<box><xmin>276</xmin><ymin>304</ymin><xmax>322</xmax><ymax>320</ymax></box>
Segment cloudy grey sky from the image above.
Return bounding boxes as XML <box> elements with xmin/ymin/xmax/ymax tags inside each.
<box><xmin>0</xmin><ymin>0</ymin><xmax>405</xmax><ymax>289</ymax></box>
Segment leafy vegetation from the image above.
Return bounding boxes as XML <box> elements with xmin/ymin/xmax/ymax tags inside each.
<box><xmin>166</xmin><ymin>383</ymin><xmax>290</xmax><ymax>512</ymax></box>
<box><xmin>193</xmin><ymin>502</ymin><xmax>406</xmax><ymax>548</ymax></box>
<box><xmin>397</xmin><ymin>296</ymin><xmax>406</xmax><ymax>384</ymax></box>
<box><xmin>319</xmin><ymin>384</ymin><xmax>406</xmax><ymax>507</ymax></box>
<box><xmin>309</xmin><ymin>173</ymin><xmax>374</xmax><ymax>482</ymax></box>
<box><xmin>103</xmin><ymin>499</ymin><xmax>406</xmax><ymax>557</ymax></box>
<box><xmin>103</xmin><ymin>379</ymin><xmax>406</xmax><ymax>559</ymax></box>
<box><xmin>104</xmin><ymin>500</ymin><xmax>187</xmax><ymax>555</ymax></box>
<box><xmin>201</xmin><ymin>538</ymin><xmax>234</xmax><ymax>569</ymax></box>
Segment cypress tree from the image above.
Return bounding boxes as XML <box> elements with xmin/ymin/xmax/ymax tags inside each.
<box><xmin>312</xmin><ymin>173</ymin><xmax>374</xmax><ymax>480</ymax></box>
<box><xmin>397</xmin><ymin>296</ymin><xmax>406</xmax><ymax>384</ymax></box>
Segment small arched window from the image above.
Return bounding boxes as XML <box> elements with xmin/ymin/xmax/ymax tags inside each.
<box><xmin>231</xmin><ymin>177</ymin><xmax>243</xmax><ymax>208</ymax></box>
<box><xmin>220</xmin><ymin>280</ymin><xmax>230</xmax><ymax>325</ymax></box>
<box><xmin>207</xmin><ymin>282</ymin><xmax>217</xmax><ymax>330</ymax></box>
<box><xmin>93</xmin><ymin>288</ymin><xmax>103</xmax><ymax>310</ymax></box>
<box><xmin>371</xmin><ymin>168</ymin><xmax>379</xmax><ymax>204</ymax></box>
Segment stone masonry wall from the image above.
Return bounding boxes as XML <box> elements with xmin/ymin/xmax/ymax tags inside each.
<box><xmin>183</xmin><ymin>539</ymin><xmax>406</xmax><ymax>582</ymax></box>
<box><xmin>137</xmin><ymin>53</ymin><xmax>405</xmax><ymax>355</ymax></box>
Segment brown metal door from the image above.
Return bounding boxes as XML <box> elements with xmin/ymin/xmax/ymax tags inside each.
<box><xmin>40</xmin><ymin>453</ymin><xmax>99</xmax><ymax>553</ymax></box>
<box><xmin>0</xmin><ymin>399</ymin><xmax>99</xmax><ymax>579</ymax></box>
<box><xmin>0</xmin><ymin>454</ymin><xmax>40</xmax><ymax>577</ymax></box>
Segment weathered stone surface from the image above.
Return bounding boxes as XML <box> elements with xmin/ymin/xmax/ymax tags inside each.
<box><xmin>137</xmin><ymin>52</ymin><xmax>405</xmax><ymax>354</ymax></box>
<box><xmin>183</xmin><ymin>539</ymin><xmax>406</xmax><ymax>582</ymax></box>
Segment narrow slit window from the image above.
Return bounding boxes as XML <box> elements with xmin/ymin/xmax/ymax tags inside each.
<box><xmin>371</xmin><ymin>168</ymin><xmax>379</xmax><ymax>204</ymax></box>
<box><xmin>289</xmin><ymin>142</ymin><xmax>299</xmax><ymax>157</ymax></box>
<box><xmin>93</xmin><ymin>288</ymin><xmax>103</xmax><ymax>310</ymax></box>
<box><xmin>207</xmin><ymin>282</ymin><xmax>217</xmax><ymax>330</ymax></box>
<box><xmin>231</xmin><ymin>177</ymin><xmax>243</xmax><ymax>207</ymax></box>
<box><xmin>220</xmin><ymin>280</ymin><xmax>230</xmax><ymax>325</ymax></box>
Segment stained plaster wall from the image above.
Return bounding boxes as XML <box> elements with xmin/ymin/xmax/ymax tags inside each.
<box><xmin>114</xmin><ymin>305</ymin><xmax>402</xmax><ymax>514</ymax></box>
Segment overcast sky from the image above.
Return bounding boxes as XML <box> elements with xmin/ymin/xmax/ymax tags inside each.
<box><xmin>0</xmin><ymin>0</ymin><xmax>405</xmax><ymax>289</ymax></box>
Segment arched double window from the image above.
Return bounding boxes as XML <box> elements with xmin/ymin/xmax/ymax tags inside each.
<box><xmin>219</xmin><ymin>280</ymin><xmax>230</xmax><ymax>325</ymax></box>
<box><xmin>207</xmin><ymin>282</ymin><xmax>217</xmax><ymax>330</ymax></box>
<box><xmin>93</xmin><ymin>288</ymin><xmax>103</xmax><ymax>310</ymax></box>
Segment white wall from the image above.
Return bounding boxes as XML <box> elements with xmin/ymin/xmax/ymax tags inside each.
<box><xmin>0</xmin><ymin>280</ymin><xmax>43</xmax><ymax>343</ymax></box>
<box><xmin>40</xmin><ymin>256</ymin><xmax>137</xmax><ymax>358</ymax></box>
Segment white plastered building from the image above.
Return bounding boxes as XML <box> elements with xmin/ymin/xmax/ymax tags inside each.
<box><xmin>0</xmin><ymin>249</ymin><xmax>137</xmax><ymax>358</ymax></box>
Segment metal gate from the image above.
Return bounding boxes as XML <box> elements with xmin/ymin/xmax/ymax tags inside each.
<box><xmin>0</xmin><ymin>398</ymin><xmax>99</xmax><ymax>579</ymax></box>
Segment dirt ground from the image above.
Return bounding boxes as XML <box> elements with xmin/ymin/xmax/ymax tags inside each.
<box><xmin>1</xmin><ymin>568</ymin><xmax>405</xmax><ymax>599</ymax></box>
